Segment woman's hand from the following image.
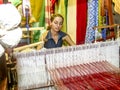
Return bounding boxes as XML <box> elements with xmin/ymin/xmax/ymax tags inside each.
<box><xmin>5</xmin><ymin>48</ymin><xmax>13</xmax><ymax>56</ymax></box>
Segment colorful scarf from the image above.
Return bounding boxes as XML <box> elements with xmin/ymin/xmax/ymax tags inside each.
<box><xmin>85</xmin><ymin>0</ymin><xmax>98</xmax><ymax>43</ymax></box>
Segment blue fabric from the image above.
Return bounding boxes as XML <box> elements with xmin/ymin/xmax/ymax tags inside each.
<box><xmin>101</xmin><ymin>28</ymin><xmax>106</xmax><ymax>40</ymax></box>
<box><xmin>85</xmin><ymin>0</ymin><xmax>98</xmax><ymax>43</ymax></box>
<box><xmin>44</xmin><ymin>31</ymin><xmax>67</xmax><ymax>49</ymax></box>
<box><xmin>101</xmin><ymin>9</ymin><xmax>109</xmax><ymax>40</ymax></box>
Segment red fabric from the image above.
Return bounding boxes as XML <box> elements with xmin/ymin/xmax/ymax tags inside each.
<box><xmin>0</xmin><ymin>0</ymin><xmax>3</xmax><ymax>4</ymax></box>
<box><xmin>76</xmin><ymin>0</ymin><xmax>87</xmax><ymax>44</ymax></box>
<box><xmin>50</xmin><ymin>0</ymin><xmax>56</xmax><ymax>7</ymax></box>
<box><xmin>50</xmin><ymin>0</ymin><xmax>56</xmax><ymax>13</ymax></box>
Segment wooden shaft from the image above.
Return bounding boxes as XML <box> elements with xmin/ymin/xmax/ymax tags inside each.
<box><xmin>13</xmin><ymin>41</ymin><xmax>44</xmax><ymax>52</ymax></box>
<box><xmin>22</xmin><ymin>27</ymin><xmax>44</xmax><ymax>31</ymax></box>
<box><xmin>93</xmin><ymin>24</ymin><xmax>119</xmax><ymax>30</ymax></box>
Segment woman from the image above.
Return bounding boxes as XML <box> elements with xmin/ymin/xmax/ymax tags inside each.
<box><xmin>37</xmin><ymin>14</ymin><xmax>75</xmax><ymax>49</ymax></box>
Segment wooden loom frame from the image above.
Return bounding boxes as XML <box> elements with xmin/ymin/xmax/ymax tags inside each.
<box><xmin>13</xmin><ymin>26</ymin><xmax>120</xmax><ymax>89</ymax></box>
<box><xmin>13</xmin><ymin>27</ymin><xmax>44</xmax><ymax>52</ymax></box>
<box><xmin>21</xmin><ymin>27</ymin><xmax>44</xmax><ymax>38</ymax></box>
<box><xmin>93</xmin><ymin>24</ymin><xmax>120</xmax><ymax>42</ymax></box>
<box><xmin>12</xmin><ymin>27</ymin><xmax>55</xmax><ymax>89</ymax></box>
<box><xmin>14</xmin><ymin>24</ymin><xmax>120</xmax><ymax>52</ymax></box>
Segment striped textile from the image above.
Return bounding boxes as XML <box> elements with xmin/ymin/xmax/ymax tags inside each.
<box><xmin>45</xmin><ymin>0</ymin><xmax>51</xmax><ymax>28</ymax></box>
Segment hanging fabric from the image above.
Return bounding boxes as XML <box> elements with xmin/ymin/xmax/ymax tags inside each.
<box><xmin>0</xmin><ymin>0</ymin><xmax>3</xmax><ymax>4</ymax></box>
<box><xmin>31</xmin><ymin>0</ymin><xmax>45</xmax><ymax>43</ymax></box>
<box><xmin>67</xmin><ymin>0</ymin><xmax>76</xmax><ymax>43</ymax></box>
<box><xmin>85</xmin><ymin>0</ymin><xmax>98</xmax><ymax>43</ymax></box>
<box><xmin>98</xmin><ymin>0</ymin><xmax>103</xmax><ymax>30</ymax></box>
<box><xmin>55</xmin><ymin>0</ymin><xmax>68</xmax><ymax>33</ymax></box>
<box><xmin>105</xmin><ymin>0</ymin><xmax>114</xmax><ymax>25</ymax></box>
<box><xmin>104</xmin><ymin>0</ymin><xmax>114</xmax><ymax>38</ymax></box>
<box><xmin>45</xmin><ymin>0</ymin><xmax>51</xmax><ymax>28</ymax></box>
<box><xmin>76</xmin><ymin>0</ymin><xmax>87</xmax><ymax>44</ymax></box>
<box><xmin>50</xmin><ymin>0</ymin><xmax>56</xmax><ymax>13</ymax></box>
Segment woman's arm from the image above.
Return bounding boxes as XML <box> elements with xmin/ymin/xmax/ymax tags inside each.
<box><xmin>63</xmin><ymin>34</ymin><xmax>75</xmax><ymax>46</ymax></box>
<box><xmin>36</xmin><ymin>31</ymin><xmax>48</xmax><ymax>50</ymax></box>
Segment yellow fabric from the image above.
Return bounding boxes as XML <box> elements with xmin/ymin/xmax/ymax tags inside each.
<box><xmin>55</xmin><ymin>0</ymin><xmax>67</xmax><ymax>33</ymax></box>
<box><xmin>67</xmin><ymin>0</ymin><xmax>76</xmax><ymax>43</ymax></box>
<box><xmin>30</xmin><ymin>0</ymin><xmax>45</xmax><ymax>43</ymax></box>
<box><xmin>98</xmin><ymin>0</ymin><xmax>103</xmax><ymax>32</ymax></box>
<box><xmin>30</xmin><ymin>0</ymin><xmax>44</xmax><ymax>22</ymax></box>
<box><xmin>98</xmin><ymin>0</ymin><xmax>103</xmax><ymax>26</ymax></box>
<box><xmin>112</xmin><ymin>0</ymin><xmax>120</xmax><ymax>14</ymax></box>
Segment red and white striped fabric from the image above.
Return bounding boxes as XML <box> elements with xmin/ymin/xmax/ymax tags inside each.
<box><xmin>45</xmin><ymin>0</ymin><xmax>51</xmax><ymax>28</ymax></box>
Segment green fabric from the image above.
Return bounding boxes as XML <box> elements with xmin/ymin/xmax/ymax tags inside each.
<box><xmin>64</xmin><ymin>0</ymin><xmax>68</xmax><ymax>32</ymax></box>
<box><xmin>55</xmin><ymin>0</ymin><xmax>68</xmax><ymax>33</ymax></box>
<box><xmin>9</xmin><ymin>0</ymin><xmax>22</xmax><ymax>6</ymax></box>
<box><xmin>38</xmin><ymin>0</ymin><xmax>45</xmax><ymax>27</ymax></box>
<box><xmin>32</xmin><ymin>22</ymin><xmax>40</xmax><ymax>43</ymax></box>
<box><xmin>98</xmin><ymin>0</ymin><xmax>103</xmax><ymax>32</ymax></box>
<box><xmin>31</xmin><ymin>0</ymin><xmax>45</xmax><ymax>43</ymax></box>
<box><xmin>30</xmin><ymin>0</ymin><xmax>44</xmax><ymax>22</ymax></box>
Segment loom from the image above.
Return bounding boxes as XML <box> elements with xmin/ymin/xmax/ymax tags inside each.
<box><xmin>13</xmin><ymin>39</ymin><xmax>120</xmax><ymax>90</ymax></box>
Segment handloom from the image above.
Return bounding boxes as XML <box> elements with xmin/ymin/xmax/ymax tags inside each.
<box><xmin>14</xmin><ymin>40</ymin><xmax>120</xmax><ymax>90</ymax></box>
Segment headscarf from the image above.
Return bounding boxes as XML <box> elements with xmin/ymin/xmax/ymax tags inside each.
<box><xmin>0</xmin><ymin>3</ymin><xmax>22</xmax><ymax>57</ymax></box>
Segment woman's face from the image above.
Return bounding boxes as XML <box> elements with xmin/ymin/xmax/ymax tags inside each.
<box><xmin>50</xmin><ymin>16</ymin><xmax>63</xmax><ymax>32</ymax></box>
